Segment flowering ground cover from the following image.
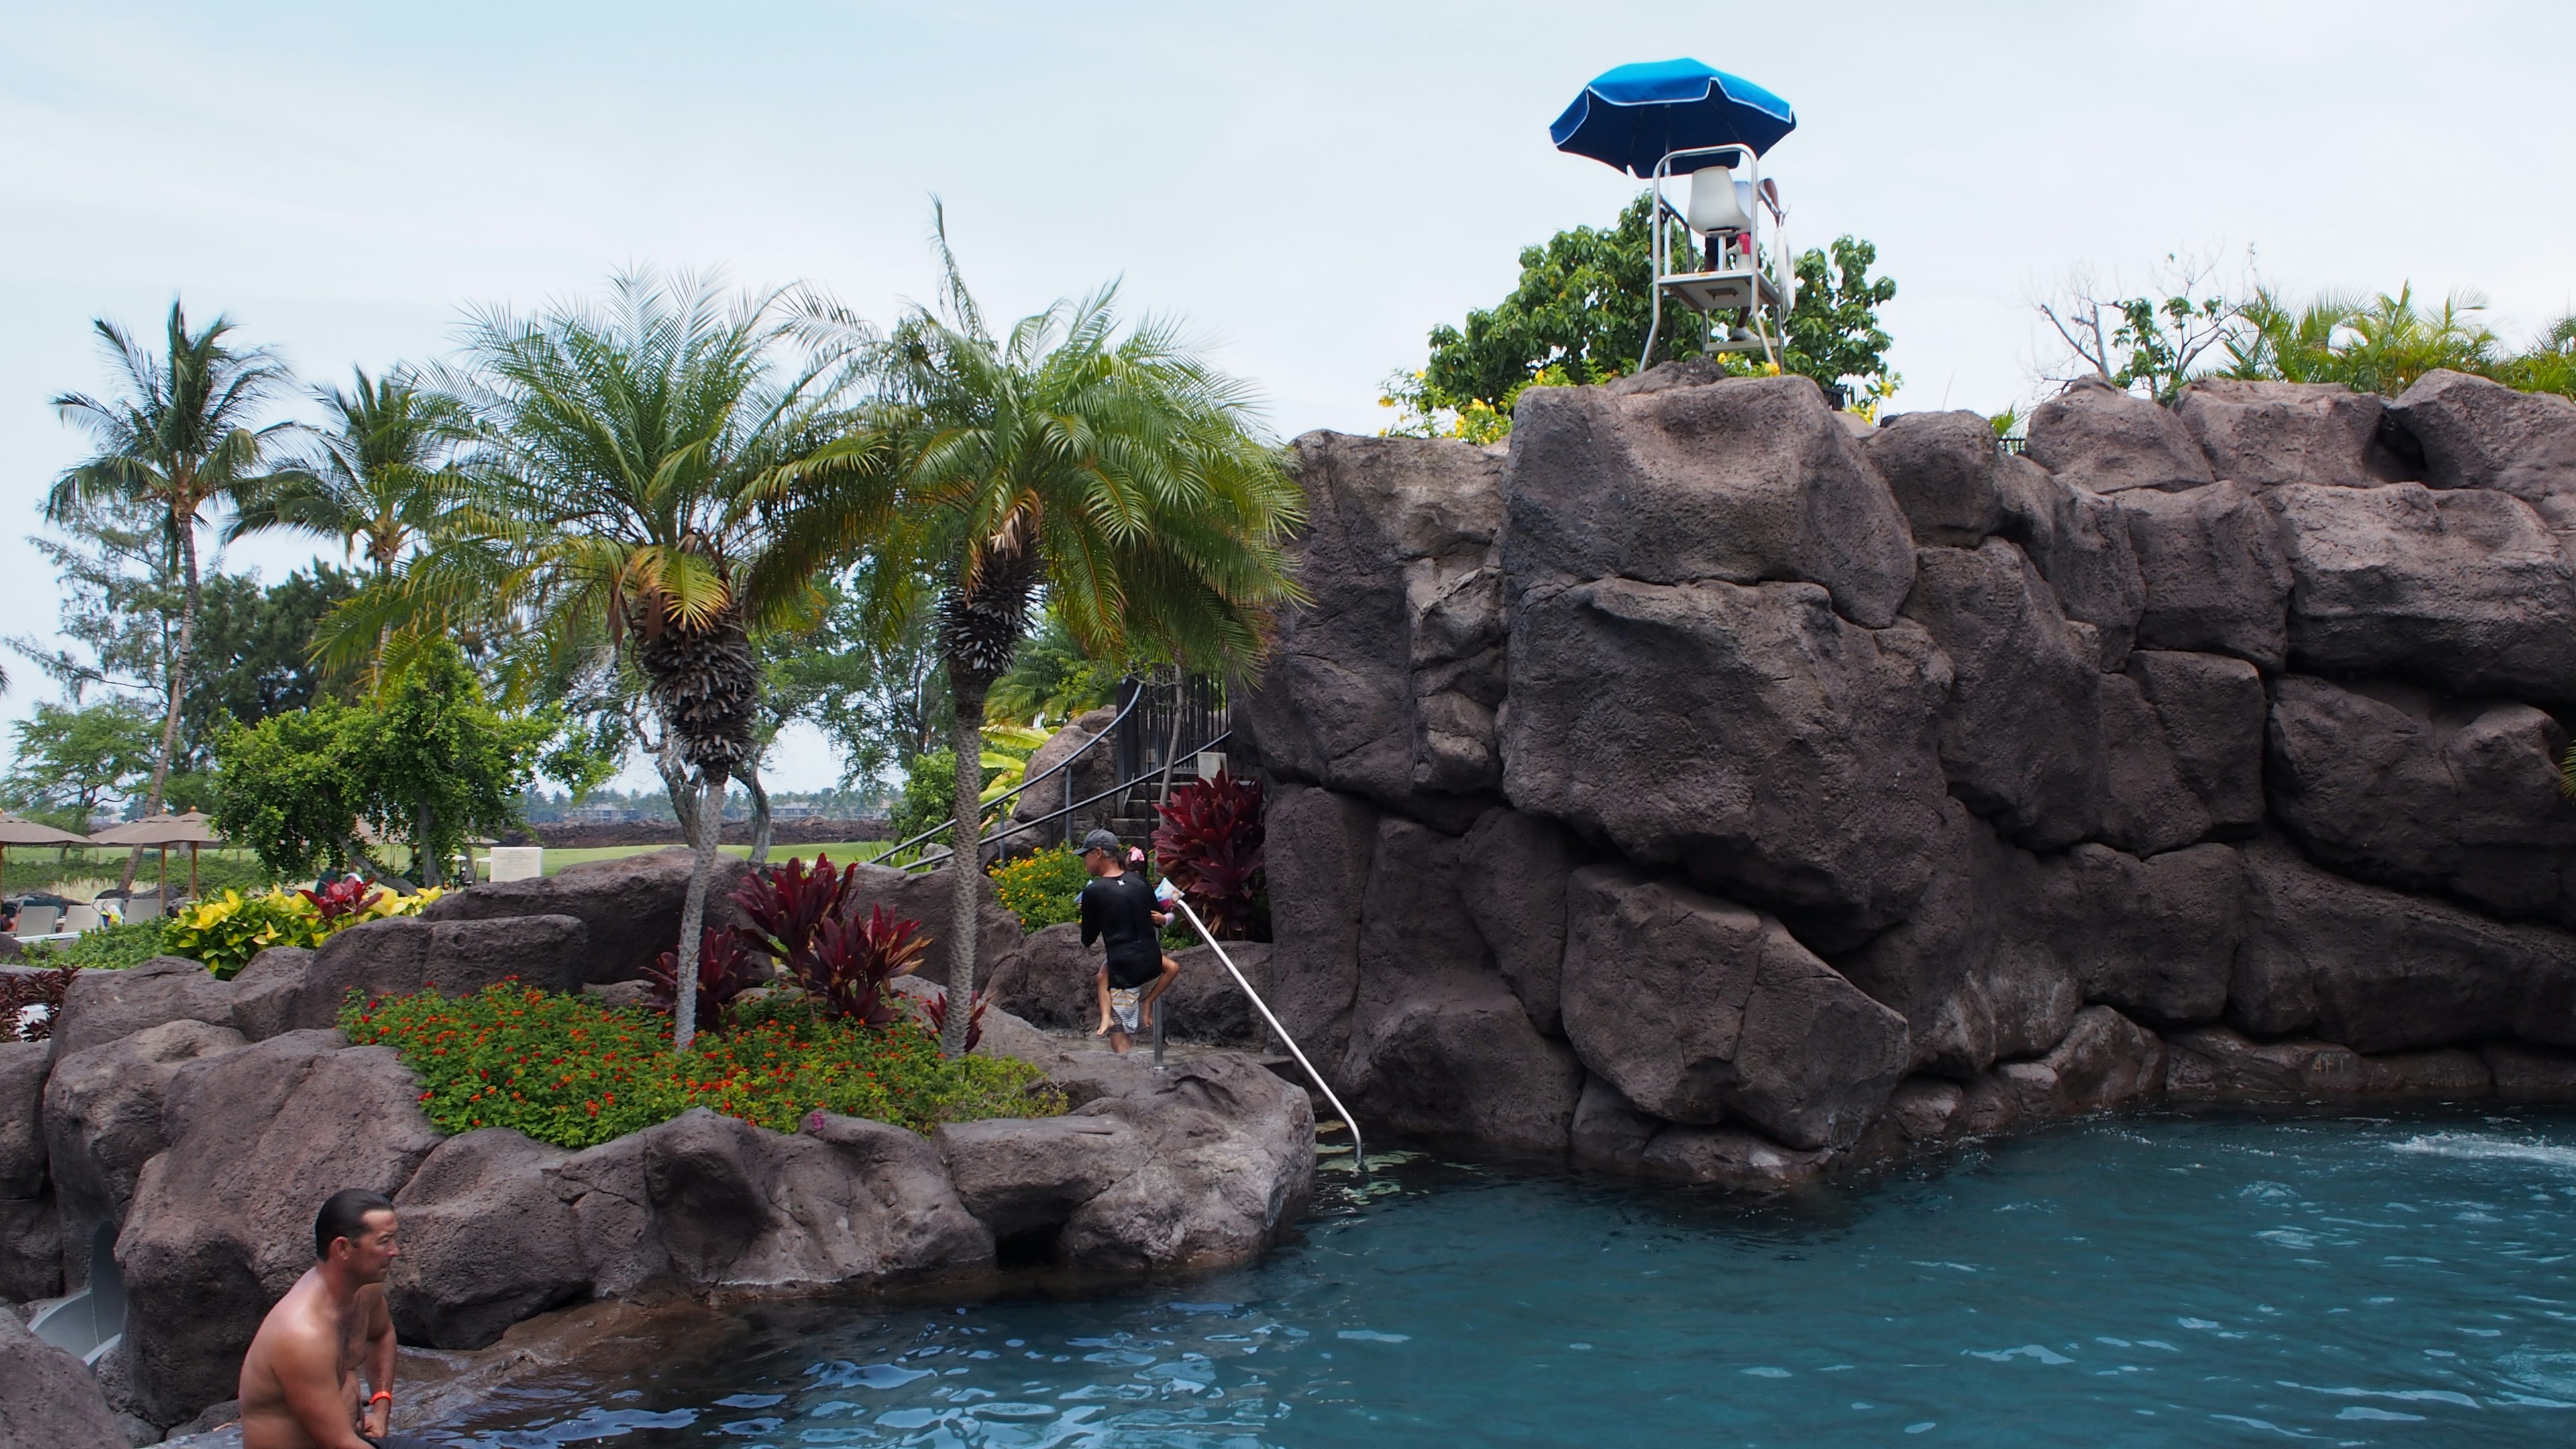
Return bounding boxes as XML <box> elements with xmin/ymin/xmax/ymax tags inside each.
<box><xmin>341</xmin><ymin>983</ymin><xmax>1061</xmax><ymax>1149</ymax></box>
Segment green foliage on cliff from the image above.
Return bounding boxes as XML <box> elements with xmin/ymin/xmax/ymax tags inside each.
<box><xmin>1383</xmin><ymin>195</ymin><xmax>1899</xmax><ymax>439</ymax></box>
<box><xmin>343</xmin><ymin>982</ymin><xmax>1061</xmax><ymax>1149</ymax></box>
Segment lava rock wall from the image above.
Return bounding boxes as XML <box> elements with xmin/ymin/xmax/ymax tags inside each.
<box><xmin>1238</xmin><ymin>364</ymin><xmax>2576</xmax><ymax>1186</ymax></box>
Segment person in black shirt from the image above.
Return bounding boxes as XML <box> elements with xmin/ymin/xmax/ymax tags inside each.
<box><xmin>1077</xmin><ymin>829</ymin><xmax>1177</xmax><ymax>1053</ymax></box>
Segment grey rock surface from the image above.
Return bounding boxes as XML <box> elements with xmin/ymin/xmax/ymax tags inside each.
<box><xmin>0</xmin><ymin>1039</ymin><xmax>48</xmax><ymax>1199</ymax></box>
<box><xmin>1637</xmin><ymin>1124</ymin><xmax>1831</xmax><ymax>1190</ymax></box>
<box><xmin>938</xmin><ymin>1114</ymin><xmax>1144</xmax><ymax>1245</ymax></box>
<box><xmin>0</xmin><ymin>1304</ymin><xmax>129</xmax><ymax>1449</ymax></box>
<box><xmin>1903</xmin><ymin>539</ymin><xmax>2104</xmax><ymax>849</ymax></box>
<box><xmin>2269</xmin><ymin>482</ymin><xmax>2576</xmax><ymax>701</ymax></box>
<box><xmin>1560</xmin><ymin>865</ymin><xmax>1908</xmax><ymax>1150</ymax></box>
<box><xmin>1258</xmin><ymin>784</ymin><xmax>1379</xmax><ymax>1064</ymax></box>
<box><xmin>1864</xmin><ymin>409</ymin><xmax>2007</xmax><ymax>544</ymax></box>
<box><xmin>2389</xmin><ymin>368</ymin><xmax>2576</xmax><ymax>498</ymax></box>
<box><xmin>1503</xmin><ymin>576</ymin><xmax>1950</xmax><ymax>947</ymax></box>
<box><xmin>1994</xmin><ymin>460</ymin><xmax>2145</xmax><ymax>669</ymax></box>
<box><xmin>2175</xmin><ymin>380</ymin><xmax>2410</xmax><ymax>489</ymax></box>
<box><xmin>119</xmin><ymin>1032</ymin><xmax>442</xmax><ymax>1422</ymax></box>
<box><xmin>43</xmin><ymin>1020</ymin><xmax>246</xmax><ymax>1289</ymax></box>
<box><xmin>390</xmin><ymin>1129</ymin><xmax>586</xmax><ymax>1349</ymax></box>
<box><xmin>983</xmin><ymin>923</ymin><xmax>1094</xmax><ymax>1033</ymax></box>
<box><xmin>1005</xmin><ymin>706</ymin><xmax>1122</xmax><ymax>848</ymax></box>
<box><xmin>0</xmin><ymin>1194</ymin><xmax>60</xmax><ymax>1302</ymax></box>
<box><xmin>54</xmin><ymin>956</ymin><xmax>235</xmax><ymax>1058</ymax></box>
<box><xmin>1506</xmin><ymin>372</ymin><xmax>1917</xmax><ymax>627</ymax></box>
<box><xmin>230</xmin><ymin>914</ymin><xmax>589</xmax><ymax>1039</ymax></box>
<box><xmin>2097</xmin><ymin>672</ymin><xmax>2214</xmax><ymax>855</ymax></box>
<box><xmin>2123</xmin><ymin>650</ymin><xmax>2268</xmax><ymax>834</ymax></box>
<box><xmin>2267</xmin><ymin>675</ymin><xmax>2576</xmax><ymax>924</ymax></box>
<box><xmin>1041</xmin><ymin>1052</ymin><xmax>1316</xmax><ymax>1271</ymax></box>
<box><xmin>2063</xmin><ymin>843</ymin><xmax>2245</xmax><ymax>1027</ymax></box>
<box><xmin>2115</xmin><ymin>480</ymin><xmax>2294</xmax><ymax>668</ymax></box>
<box><xmin>837</xmin><ymin>862</ymin><xmax>1025</xmax><ymax>992</ymax></box>
<box><xmin>1456</xmin><ymin>806</ymin><xmax>1575</xmax><ymax>1036</ymax></box>
<box><xmin>2027</xmin><ymin>375</ymin><xmax>2214</xmax><ymax>494</ymax></box>
<box><xmin>419</xmin><ymin>847</ymin><xmax>753</xmax><ymax>985</ymax></box>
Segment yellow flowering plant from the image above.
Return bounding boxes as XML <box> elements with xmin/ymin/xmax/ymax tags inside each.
<box><xmin>161</xmin><ymin>883</ymin><xmax>445</xmax><ymax>979</ymax></box>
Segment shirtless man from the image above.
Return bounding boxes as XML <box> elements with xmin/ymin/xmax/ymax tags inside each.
<box><xmin>237</xmin><ymin>1189</ymin><xmax>415</xmax><ymax>1449</ymax></box>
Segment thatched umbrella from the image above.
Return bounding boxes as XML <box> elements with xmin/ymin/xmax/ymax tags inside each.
<box><xmin>90</xmin><ymin>811</ymin><xmax>226</xmax><ymax>902</ymax></box>
<box><xmin>0</xmin><ymin>810</ymin><xmax>93</xmax><ymax>892</ymax></box>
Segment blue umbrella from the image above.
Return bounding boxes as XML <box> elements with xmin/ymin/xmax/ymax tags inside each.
<box><xmin>1549</xmin><ymin>59</ymin><xmax>1796</xmax><ymax>176</ymax></box>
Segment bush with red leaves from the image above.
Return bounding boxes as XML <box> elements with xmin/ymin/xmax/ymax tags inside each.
<box><xmin>645</xmin><ymin>927</ymin><xmax>763</xmax><ymax>1035</ymax></box>
<box><xmin>1</xmin><ymin>963</ymin><xmax>79</xmax><ymax>1043</ymax></box>
<box><xmin>1152</xmin><ymin>769</ymin><xmax>1265</xmax><ymax>939</ymax></box>
<box><xmin>299</xmin><ymin>876</ymin><xmax>385</xmax><ymax>926</ymax></box>
<box><xmin>921</xmin><ymin>986</ymin><xmax>991</xmax><ymax>1053</ymax></box>
<box><xmin>732</xmin><ymin>853</ymin><xmax>859</xmax><ymax>983</ymax></box>
<box><xmin>805</xmin><ymin>904</ymin><xmax>930</xmax><ymax>1024</ymax></box>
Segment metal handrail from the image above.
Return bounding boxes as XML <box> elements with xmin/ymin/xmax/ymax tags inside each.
<box><xmin>866</xmin><ymin>686</ymin><xmax>1148</xmax><ymax>867</ymax></box>
<box><xmin>897</xmin><ymin>730</ymin><xmax>1234</xmax><ymax>873</ymax></box>
<box><xmin>1171</xmin><ymin>895</ymin><xmax>1364</xmax><ymax>1173</ymax></box>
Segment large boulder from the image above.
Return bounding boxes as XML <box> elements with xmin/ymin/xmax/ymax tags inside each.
<box><xmin>1238</xmin><ymin>432</ymin><xmax>1506</xmax><ymax>817</ymax></box>
<box><xmin>1638</xmin><ymin>1124</ymin><xmax>1831</xmax><ymax>1191</ymax></box>
<box><xmin>937</xmin><ymin>1114</ymin><xmax>1144</xmax><ymax>1248</ymax></box>
<box><xmin>1560</xmin><ymin>866</ymin><xmax>1909</xmax><ymax>1150</ymax></box>
<box><xmin>982</xmin><ymin>922</ymin><xmax>1094</xmax><ymax>1032</ymax></box>
<box><xmin>0</xmin><ymin>1195</ymin><xmax>59</xmax><ymax>1303</ymax></box>
<box><xmin>2267</xmin><ymin>675</ymin><xmax>2576</xmax><ymax>925</ymax></box>
<box><xmin>2174</xmin><ymin>380</ymin><xmax>2412</xmax><ymax>489</ymax></box>
<box><xmin>0</xmin><ymin>1039</ymin><xmax>47</xmax><ymax>1200</ymax></box>
<box><xmin>417</xmin><ymin>847</ymin><xmax>754</xmax><ymax>985</ymax></box>
<box><xmin>2268</xmin><ymin>482</ymin><xmax>2576</xmax><ymax>702</ymax></box>
<box><xmin>1259</xmin><ymin>784</ymin><xmax>1379</xmax><ymax>1063</ymax></box>
<box><xmin>1505</xmin><ymin>371</ymin><xmax>1918</xmax><ymax>627</ymax></box>
<box><xmin>1864</xmin><ymin>409</ymin><xmax>2008</xmax><ymax>544</ymax></box>
<box><xmin>1456</xmin><ymin>806</ymin><xmax>1575</xmax><ymax>1036</ymax></box>
<box><xmin>543</xmin><ymin>1108</ymin><xmax>991</xmax><ymax>1299</ymax></box>
<box><xmin>2231</xmin><ymin>841</ymin><xmax>2576</xmax><ymax>1053</ymax></box>
<box><xmin>1004</xmin><ymin>706</ymin><xmax>1122</xmax><ymax>849</ymax></box>
<box><xmin>0</xmin><ymin>1307</ymin><xmax>127</xmax><ymax>1449</ymax></box>
<box><xmin>1829</xmin><ymin>800</ymin><xmax>2008</xmax><ymax>1078</ymax></box>
<box><xmin>1050</xmin><ymin>1053</ymin><xmax>1316</xmax><ymax>1270</ymax></box>
<box><xmin>836</xmin><ymin>862</ymin><xmax>1024</xmax><ymax>993</ymax></box>
<box><xmin>1160</xmin><ymin>941</ymin><xmax>1269</xmax><ymax>1045</ymax></box>
<box><xmin>1995</xmin><ymin>459</ymin><xmax>2145</xmax><ymax>669</ymax></box>
<box><xmin>54</xmin><ymin>955</ymin><xmax>235</xmax><ymax>1057</ymax></box>
<box><xmin>2123</xmin><ymin>650</ymin><xmax>2268</xmax><ymax>834</ymax></box>
<box><xmin>389</xmin><ymin>1128</ymin><xmax>586</xmax><ymax>1349</ymax></box>
<box><xmin>2026</xmin><ymin>375</ymin><xmax>2214</xmax><ymax>494</ymax></box>
<box><xmin>2001</xmin><ymin>1006</ymin><xmax>2166</xmax><ymax>1114</ymax></box>
<box><xmin>2388</xmin><ymin>368</ymin><xmax>2576</xmax><ymax>499</ymax></box>
<box><xmin>2114</xmin><ymin>480</ymin><xmax>2294</xmax><ymax>669</ymax></box>
<box><xmin>43</xmin><ymin>1020</ymin><xmax>246</xmax><ymax>1289</ymax></box>
<box><xmin>1339</xmin><ymin>818</ymin><xmax>1583</xmax><ymax>1150</ymax></box>
<box><xmin>229</xmin><ymin>914</ymin><xmax>589</xmax><ymax>1040</ymax></box>
<box><xmin>2061</xmin><ymin>843</ymin><xmax>2244</xmax><ymax>1026</ymax></box>
<box><xmin>2097</xmin><ymin>672</ymin><xmax>2215</xmax><ymax>855</ymax></box>
<box><xmin>1902</xmin><ymin>539</ymin><xmax>2104</xmax><ymax>849</ymax></box>
<box><xmin>1503</xmin><ymin>576</ymin><xmax>1951</xmax><ymax>948</ymax></box>
<box><xmin>119</xmin><ymin>1031</ymin><xmax>442</xmax><ymax>1423</ymax></box>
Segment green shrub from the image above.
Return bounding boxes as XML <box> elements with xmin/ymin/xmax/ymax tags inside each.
<box><xmin>988</xmin><ymin>845</ymin><xmax>1088</xmax><ymax>930</ymax></box>
<box><xmin>23</xmin><ymin>918</ymin><xmax>165</xmax><ymax>972</ymax></box>
<box><xmin>341</xmin><ymin>983</ymin><xmax>1061</xmax><ymax>1150</ymax></box>
<box><xmin>160</xmin><ymin>884</ymin><xmax>443</xmax><ymax>978</ymax></box>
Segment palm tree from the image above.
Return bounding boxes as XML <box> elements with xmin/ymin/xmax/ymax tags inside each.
<box><xmin>231</xmin><ymin>366</ymin><xmax>468</xmax><ymax>579</ymax></box>
<box><xmin>355</xmin><ymin>270</ymin><xmax>891</xmax><ymax>1050</ymax></box>
<box><xmin>820</xmin><ymin>219</ymin><xmax>1305</xmax><ymax>1055</ymax></box>
<box><xmin>48</xmin><ymin>302</ymin><xmax>295</xmax><ymax>886</ymax></box>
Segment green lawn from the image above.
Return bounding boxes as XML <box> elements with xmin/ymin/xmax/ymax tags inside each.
<box><xmin>533</xmin><ymin>841</ymin><xmax>898</xmax><ymax>875</ymax></box>
<box><xmin>3</xmin><ymin>840</ymin><xmax>903</xmax><ymax>897</ymax></box>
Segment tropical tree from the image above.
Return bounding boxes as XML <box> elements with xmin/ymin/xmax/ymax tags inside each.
<box><xmin>229</xmin><ymin>366</ymin><xmax>468</xmax><ymax>576</ymax></box>
<box><xmin>47</xmin><ymin>302</ymin><xmax>296</xmax><ymax>885</ymax></box>
<box><xmin>343</xmin><ymin>271</ymin><xmax>888</xmax><ymax>1049</ymax></box>
<box><xmin>813</xmin><ymin>223</ymin><xmax>1305</xmax><ymax>1055</ymax></box>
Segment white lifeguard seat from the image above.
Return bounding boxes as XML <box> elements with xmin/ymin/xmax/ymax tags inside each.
<box><xmin>1644</xmin><ymin>144</ymin><xmax>1793</xmax><ymax>363</ymax></box>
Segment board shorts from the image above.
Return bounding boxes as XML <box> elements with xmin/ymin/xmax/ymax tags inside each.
<box><xmin>1108</xmin><ymin>986</ymin><xmax>1142</xmax><ymax>1034</ymax></box>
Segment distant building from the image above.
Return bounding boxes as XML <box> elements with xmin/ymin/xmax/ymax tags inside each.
<box><xmin>565</xmin><ymin>804</ymin><xmax>635</xmax><ymax>824</ymax></box>
<box><xmin>771</xmin><ymin>802</ymin><xmax>822</xmax><ymax>820</ymax></box>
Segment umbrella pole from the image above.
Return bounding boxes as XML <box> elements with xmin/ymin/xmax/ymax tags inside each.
<box><xmin>190</xmin><ymin>843</ymin><xmax>200</xmax><ymax>900</ymax></box>
<box><xmin>160</xmin><ymin>846</ymin><xmax>168</xmax><ymax>901</ymax></box>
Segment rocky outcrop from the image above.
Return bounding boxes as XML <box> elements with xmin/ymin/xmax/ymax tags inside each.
<box><xmin>1244</xmin><ymin>364</ymin><xmax>2576</xmax><ymax>1191</ymax></box>
<box><xmin>0</xmin><ymin>1040</ymin><xmax>57</xmax><ymax>1301</ymax></box>
<box><xmin>389</xmin><ymin>1129</ymin><xmax>586</xmax><ymax>1348</ymax></box>
<box><xmin>53</xmin><ymin>956</ymin><xmax>235</xmax><ymax>1058</ymax></box>
<box><xmin>119</xmin><ymin>1030</ymin><xmax>443</xmax><ymax>1421</ymax></box>
<box><xmin>0</xmin><ymin>1307</ymin><xmax>127</xmax><ymax>1449</ymax></box>
<box><xmin>230</xmin><ymin>914</ymin><xmax>590</xmax><ymax>1039</ymax></box>
<box><xmin>43</xmin><ymin>1020</ymin><xmax>245</xmax><ymax>1289</ymax></box>
<box><xmin>1004</xmin><ymin>705</ymin><xmax>1122</xmax><ymax>849</ymax></box>
<box><xmin>417</xmin><ymin>847</ymin><xmax>753</xmax><ymax>985</ymax></box>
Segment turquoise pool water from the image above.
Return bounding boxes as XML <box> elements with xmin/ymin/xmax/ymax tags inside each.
<box><xmin>439</xmin><ymin>1110</ymin><xmax>2576</xmax><ymax>1447</ymax></box>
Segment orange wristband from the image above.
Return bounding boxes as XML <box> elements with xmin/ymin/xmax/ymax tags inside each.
<box><xmin>370</xmin><ymin>1391</ymin><xmax>392</xmax><ymax>1404</ymax></box>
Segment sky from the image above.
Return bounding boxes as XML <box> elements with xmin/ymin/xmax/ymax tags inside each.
<box><xmin>6</xmin><ymin>0</ymin><xmax>2575</xmax><ymax>794</ymax></box>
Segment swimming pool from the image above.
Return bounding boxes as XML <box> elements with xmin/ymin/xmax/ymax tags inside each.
<box><xmin>433</xmin><ymin>1110</ymin><xmax>2576</xmax><ymax>1447</ymax></box>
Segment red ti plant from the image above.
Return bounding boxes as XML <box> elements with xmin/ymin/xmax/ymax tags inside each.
<box><xmin>646</xmin><ymin>926</ymin><xmax>761</xmax><ymax>1035</ymax></box>
<box><xmin>921</xmin><ymin>987</ymin><xmax>990</xmax><ymax>1053</ymax></box>
<box><xmin>1152</xmin><ymin>769</ymin><xmax>1265</xmax><ymax>939</ymax></box>
<box><xmin>733</xmin><ymin>853</ymin><xmax>857</xmax><ymax>983</ymax></box>
<box><xmin>804</xmin><ymin>904</ymin><xmax>931</xmax><ymax>1025</ymax></box>
<box><xmin>299</xmin><ymin>876</ymin><xmax>384</xmax><ymax>926</ymax></box>
<box><xmin>1</xmin><ymin>963</ymin><xmax>79</xmax><ymax>1043</ymax></box>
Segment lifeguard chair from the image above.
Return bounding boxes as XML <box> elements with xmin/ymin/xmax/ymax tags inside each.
<box><xmin>1549</xmin><ymin>60</ymin><xmax>1800</xmax><ymax>369</ymax></box>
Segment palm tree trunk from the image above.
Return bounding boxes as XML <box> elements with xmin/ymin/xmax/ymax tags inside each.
<box><xmin>941</xmin><ymin>671</ymin><xmax>989</xmax><ymax>1057</ymax></box>
<box><xmin>123</xmin><ymin>499</ymin><xmax>201</xmax><ymax>892</ymax></box>
<box><xmin>672</xmin><ymin>770</ymin><xmax>723</xmax><ymax>1053</ymax></box>
<box><xmin>657</xmin><ymin>743</ymin><xmax>700</xmax><ymax>842</ymax></box>
<box><xmin>745</xmin><ymin>766</ymin><xmax>773</xmax><ymax>865</ymax></box>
